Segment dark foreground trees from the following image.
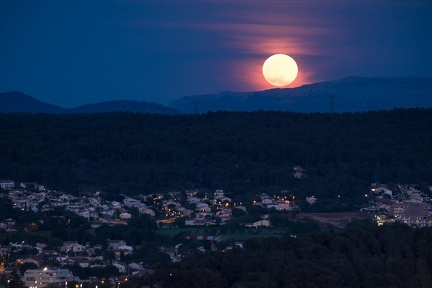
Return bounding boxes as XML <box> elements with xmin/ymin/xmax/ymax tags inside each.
<box><xmin>149</xmin><ymin>223</ymin><xmax>432</xmax><ymax>288</ymax></box>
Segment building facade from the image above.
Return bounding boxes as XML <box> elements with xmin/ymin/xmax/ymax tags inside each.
<box><xmin>24</xmin><ymin>268</ymin><xmax>76</xmax><ymax>288</ymax></box>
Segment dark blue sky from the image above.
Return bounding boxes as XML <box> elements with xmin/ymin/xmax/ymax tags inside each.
<box><xmin>1</xmin><ymin>0</ymin><xmax>431</xmax><ymax>107</ymax></box>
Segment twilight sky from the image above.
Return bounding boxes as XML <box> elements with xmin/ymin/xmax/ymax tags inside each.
<box><xmin>1</xmin><ymin>0</ymin><xmax>431</xmax><ymax>107</ymax></box>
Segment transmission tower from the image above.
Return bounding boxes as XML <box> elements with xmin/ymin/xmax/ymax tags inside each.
<box><xmin>191</xmin><ymin>100</ymin><xmax>200</xmax><ymax>114</ymax></box>
<box><xmin>328</xmin><ymin>94</ymin><xmax>336</xmax><ymax>113</ymax></box>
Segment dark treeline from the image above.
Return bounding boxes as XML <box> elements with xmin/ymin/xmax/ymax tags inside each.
<box><xmin>1</xmin><ymin>109</ymin><xmax>431</xmax><ymax>207</ymax></box>
<box><xmin>149</xmin><ymin>223</ymin><xmax>432</xmax><ymax>288</ymax></box>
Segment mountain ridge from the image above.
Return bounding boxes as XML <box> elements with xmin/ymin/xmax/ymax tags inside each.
<box><xmin>1</xmin><ymin>76</ymin><xmax>432</xmax><ymax>114</ymax></box>
<box><xmin>169</xmin><ymin>76</ymin><xmax>432</xmax><ymax>113</ymax></box>
<box><xmin>0</xmin><ymin>92</ymin><xmax>182</xmax><ymax>114</ymax></box>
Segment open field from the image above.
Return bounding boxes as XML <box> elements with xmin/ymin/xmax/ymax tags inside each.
<box><xmin>295</xmin><ymin>212</ymin><xmax>372</xmax><ymax>228</ymax></box>
<box><xmin>156</xmin><ymin>227</ymin><xmax>286</xmax><ymax>241</ymax></box>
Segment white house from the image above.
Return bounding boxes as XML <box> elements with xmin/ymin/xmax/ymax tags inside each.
<box><xmin>112</xmin><ymin>262</ymin><xmax>127</xmax><ymax>273</ymax></box>
<box><xmin>118</xmin><ymin>245</ymin><xmax>134</xmax><ymax>252</ymax></box>
<box><xmin>306</xmin><ymin>196</ymin><xmax>317</xmax><ymax>204</ymax></box>
<box><xmin>120</xmin><ymin>212</ymin><xmax>132</xmax><ymax>220</ymax></box>
<box><xmin>108</xmin><ymin>240</ymin><xmax>127</xmax><ymax>250</ymax></box>
<box><xmin>246</xmin><ymin>220</ymin><xmax>270</xmax><ymax>228</ymax></box>
<box><xmin>72</xmin><ymin>244</ymin><xmax>86</xmax><ymax>253</ymax></box>
<box><xmin>214</xmin><ymin>189</ymin><xmax>224</xmax><ymax>198</ymax></box>
<box><xmin>0</xmin><ymin>180</ymin><xmax>14</xmax><ymax>190</ymax></box>
<box><xmin>140</xmin><ymin>208</ymin><xmax>155</xmax><ymax>217</ymax></box>
<box><xmin>275</xmin><ymin>203</ymin><xmax>295</xmax><ymax>211</ymax></box>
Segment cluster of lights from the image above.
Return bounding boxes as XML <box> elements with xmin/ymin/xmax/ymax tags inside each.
<box><xmin>162</xmin><ymin>206</ymin><xmax>181</xmax><ymax>218</ymax></box>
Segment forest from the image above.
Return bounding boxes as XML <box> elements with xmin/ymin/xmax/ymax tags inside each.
<box><xmin>1</xmin><ymin>109</ymin><xmax>431</xmax><ymax>210</ymax></box>
<box><xmin>149</xmin><ymin>222</ymin><xmax>432</xmax><ymax>288</ymax></box>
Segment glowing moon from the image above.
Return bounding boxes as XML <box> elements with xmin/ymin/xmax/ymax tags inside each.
<box><xmin>262</xmin><ymin>54</ymin><xmax>298</xmax><ymax>87</ymax></box>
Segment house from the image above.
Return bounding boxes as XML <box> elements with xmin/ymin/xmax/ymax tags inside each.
<box><xmin>262</xmin><ymin>198</ymin><xmax>274</xmax><ymax>205</ymax></box>
<box><xmin>36</xmin><ymin>243</ymin><xmax>47</xmax><ymax>251</ymax></box>
<box><xmin>112</xmin><ymin>262</ymin><xmax>127</xmax><ymax>273</ymax></box>
<box><xmin>93</xmin><ymin>244</ymin><xmax>103</xmax><ymax>251</ymax></box>
<box><xmin>275</xmin><ymin>203</ymin><xmax>297</xmax><ymax>211</ymax></box>
<box><xmin>0</xmin><ymin>245</ymin><xmax>12</xmax><ymax>256</ymax></box>
<box><xmin>5</xmin><ymin>218</ymin><xmax>16</xmax><ymax>228</ymax></box>
<box><xmin>2</xmin><ymin>266</ymin><xmax>17</xmax><ymax>277</ymax></box>
<box><xmin>0</xmin><ymin>180</ymin><xmax>14</xmax><ymax>190</ymax></box>
<box><xmin>132</xmin><ymin>268</ymin><xmax>155</xmax><ymax>277</ymax></box>
<box><xmin>123</xmin><ymin>197</ymin><xmax>140</xmax><ymax>207</ymax></box>
<box><xmin>160</xmin><ymin>247</ymin><xmax>177</xmax><ymax>258</ymax></box>
<box><xmin>120</xmin><ymin>212</ymin><xmax>132</xmax><ymax>220</ymax></box>
<box><xmin>185</xmin><ymin>219</ymin><xmax>197</xmax><ymax>226</ymax></box>
<box><xmin>108</xmin><ymin>240</ymin><xmax>127</xmax><ymax>250</ymax></box>
<box><xmin>78</xmin><ymin>259</ymin><xmax>91</xmax><ymax>268</ymax></box>
<box><xmin>20</xmin><ymin>182</ymin><xmax>38</xmax><ymax>189</ymax></box>
<box><xmin>187</xmin><ymin>196</ymin><xmax>201</xmax><ymax>204</ymax></box>
<box><xmin>72</xmin><ymin>244</ymin><xmax>86</xmax><ymax>253</ymax></box>
<box><xmin>235</xmin><ymin>242</ymin><xmax>244</xmax><ymax>248</ymax></box>
<box><xmin>293</xmin><ymin>166</ymin><xmax>306</xmax><ymax>179</ymax></box>
<box><xmin>246</xmin><ymin>220</ymin><xmax>271</xmax><ymax>228</ymax></box>
<box><xmin>306</xmin><ymin>196</ymin><xmax>317</xmax><ymax>205</ymax></box>
<box><xmin>61</xmin><ymin>242</ymin><xmax>86</xmax><ymax>253</ymax></box>
<box><xmin>235</xmin><ymin>206</ymin><xmax>247</xmax><ymax>212</ymax></box>
<box><xmin>128</xmin><ymin>262</ymin><xmax>143</xmax><ymax>271</ymax></box>
<box><xmin>185</xmin><ymin>219</ymin><xmax>216</xmax><ymax>226</ymax></box>
<box><xmin>186</xmin><ymin>189</ymin><xmax>199</xmax><ymax>197</ymax></box>
<box><xmin>219</xmin><ymin>196</ymin><xmax>232</xmax><ymax>203</ymax></box>
<box><xmin>21</xmin><ymin>257</ymin><xmax>41</xmax><ymax>267</ymax></box>
<box><xmin>118</xmin><ymin>245</ymin><xmax>134</xmax><ymax>254</ymax></box>
<box><xmin>216</xmin><ymin>209</ymin><xmax>231</xmax><ymax>221</ymax></box>
<box><xmin>214</xmin><ymin>189</ymin><xmax>224</xmax><ymax>199</ymax></box>
<box><xmin>196</xmin><ymin>203</ymin><xmax>211</xmax><ymax>212</ymax></box>
<box><xmin>177</xmin><ymin>207</ymin><xmax>193</xmax><ymax>217</ymax></box>
<box><xmin>77</xmin><ymin>209</ymin><xmax>91</xmax><ymax>219</ymax></box>
<box><xmin>140</xmin><ymin>208</ymin><xmax>155</xmax><ymax>217</ymax></box>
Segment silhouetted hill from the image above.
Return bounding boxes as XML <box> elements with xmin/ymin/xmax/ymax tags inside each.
<box><xmin>169</xmin><ymin>76</ymin><xmax>432</xmax><ymax>113</ymax></box>
<box><xmin>0</xmin><ymin>92</ymin><xmax>181</xmax><ymax>114</ymax></box>
<box><xmin>0</xmin><ymin>91</ymin><xmax>66</xmax><ymax>113</ymax></box>
<box><xmin>70</xmin><ymin>100</ymin><xmax>181</xmax><ymax>114</ymax></box>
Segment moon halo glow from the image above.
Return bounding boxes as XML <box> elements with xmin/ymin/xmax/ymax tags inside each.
<box><xmin>262</xmin><ymin>54</ymin><xmax>298</xmax><ymax>87</ymax></box>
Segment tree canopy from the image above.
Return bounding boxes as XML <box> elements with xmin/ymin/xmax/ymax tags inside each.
<box><xmin>1</xmin><ymin>109</ymin><xmax>431</xmax><ymax>208</ymax></box>
<box><xmin>149</xmin><ymin>223</ymin><xmax>432</xmax><ymax>288</ymax></box>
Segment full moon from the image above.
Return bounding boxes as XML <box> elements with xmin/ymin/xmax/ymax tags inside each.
<box><xmin>262</xmin><ymin>54</ymin><xmax>298</xmax><ymax>87</ymax></box>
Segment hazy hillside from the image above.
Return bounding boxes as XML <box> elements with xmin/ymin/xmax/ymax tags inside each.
<box><xmin>169</xmin><ymin>76</ymin><xmax>432</xmax><ymax>113</ymax></box>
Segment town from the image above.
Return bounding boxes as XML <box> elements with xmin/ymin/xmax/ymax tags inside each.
<box><xmin>0</xmin><ymin>179</ymin><xmax>431</xmax><ymax>288</ymax></box>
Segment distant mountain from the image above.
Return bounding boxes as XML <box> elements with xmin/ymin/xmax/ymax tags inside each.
<box><xmin>169</xmin><ymin>76</ymin><xmax>432</xmax><ymax>113</ymax></box>
<box><xmin>0</xmin><ymin>91</ymin><xmax>66</xmax><ymax>113</ymax></box>
<box><xmin>70</xmin><ymin>100</ymin><xmax>181</xmax><ymax>114</ymax></box>
<box><xmin>0</xmin><ymin>92</ymin><xmax>181</xmax><ymax>114</ymax></box>
<box><xmin>2</xmin><ymin>77</ymin><xmax>432</xmax><ymax>114</ymax></box>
